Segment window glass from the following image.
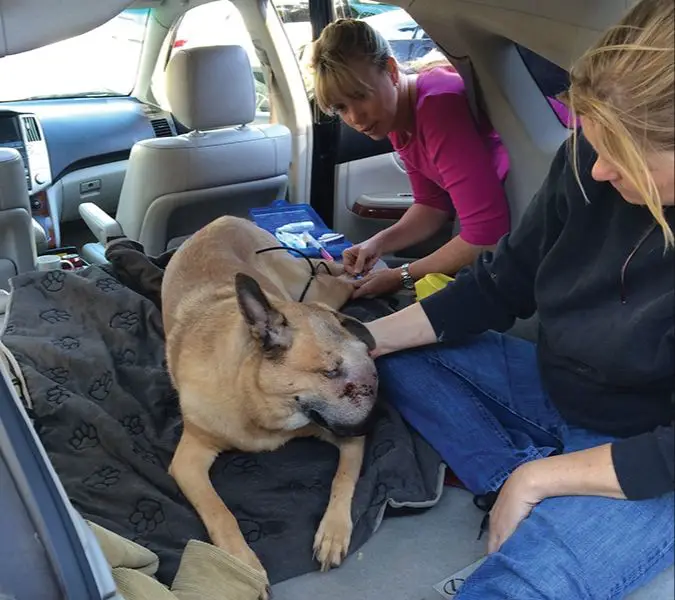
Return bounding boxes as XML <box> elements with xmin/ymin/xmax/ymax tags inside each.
<box><xmin>0</xmin><ymin>9</ymin><xmax>150</xmax><ymax>102</ymax></box>
<box><xmin>276</xmin><ymin>1</ymin><xmax>442</xmax><ymax>95</ymax></box>
<box><xmin>516</xmin><ymin>44</ymin><xmax>576</xmax><ymax>128</ymax></box>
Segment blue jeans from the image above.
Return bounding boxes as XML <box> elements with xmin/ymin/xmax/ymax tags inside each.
<box><xmin>377</xmin><ymin>332</ymin><xmax>674</xmax><ymax>599</ymax></box>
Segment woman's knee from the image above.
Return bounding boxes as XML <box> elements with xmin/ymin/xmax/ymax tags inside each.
<box><xmin>375</xmin><ymin>347</ymin><xmax>452</xmax><ymax>412</ymax></box>
<box><xmin>375</xmin><ymin>347</ymin><xmax>435</xmax><ymax>380</ymax></box>
<box><xmin>456</xmin><ymin>551</ymin><xmax>592</xmax><ymax>600</ymax></box>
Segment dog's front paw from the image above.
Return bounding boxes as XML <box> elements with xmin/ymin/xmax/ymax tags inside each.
<box><xmin>313</xmin><ymin>509</ymin><xmax>353</xmax><ymax>572</ymax></box>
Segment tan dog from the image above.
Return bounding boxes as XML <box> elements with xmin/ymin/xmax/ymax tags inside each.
<box><xmin>161</xmin><ymin>216</ymin><xmax>378</xmax><ymax>596</ymax></box>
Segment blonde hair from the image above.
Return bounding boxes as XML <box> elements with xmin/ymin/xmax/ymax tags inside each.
<box><xmin>310</xmin><ymin>19</ymin><xmax>393</xmax><ymax>114</ymax></box>
<box><xmin>561</xmin><ymin>0</ymin><xmax>674</xmax><ymax>247</ymax></box>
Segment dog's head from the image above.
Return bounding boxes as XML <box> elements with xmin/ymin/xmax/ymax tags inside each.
<box><xmin>235</xmin><ymin>273</ymin><xmax>378</xmax><ymax>437</ymax></box>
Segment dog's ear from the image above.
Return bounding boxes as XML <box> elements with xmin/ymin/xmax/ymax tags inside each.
<box><xmin>337</xmin><ymin>314</ymin><xmax>376</xmax><ymax>351</ymax></box>
<box><xmin>235</xmin><ymin>273</ymin><xmax>292</xmax><ymax>357</ymax></box>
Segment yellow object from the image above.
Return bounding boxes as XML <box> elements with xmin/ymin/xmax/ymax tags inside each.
<box><xmin>415</xmin><ymin>273</ymin><xmax>454</xmax><ymax>301</ymax></box>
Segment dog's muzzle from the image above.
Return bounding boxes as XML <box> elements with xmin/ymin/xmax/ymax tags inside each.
<box><xmin>305</xmin><ymin>401</ymin><xmax>381</xmax><ymax>438</ymax></box>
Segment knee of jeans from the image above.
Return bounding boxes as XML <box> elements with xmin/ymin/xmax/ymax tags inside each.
<box><xmin>457</xmin><ymin>551</ymin><xmax>592</xmax><ymax>600</ymax></box>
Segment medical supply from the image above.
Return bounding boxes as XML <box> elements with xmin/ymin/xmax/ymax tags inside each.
<box><xmin>415</xmin><ymin>273</ymin><xmax>454</xmax><ymax>301</ymax></box>
<box><xmin>318</xmin><ymin>233</ymin><xmax>345</xmax><ymax>244</ymax></box>
<box><xmin>303</xmin><ymin>231</ymin><xmax>334</xmax><ymax>262</ymax></box>
<box><xmin>275</xmin><ymin>230</ymin><xmax>307</xmax><ymax>250</ymax></box>
<box><xmin>276</xmin><ymin>221</ymin><xmax>315</xmax><ymax>234</ymax></box>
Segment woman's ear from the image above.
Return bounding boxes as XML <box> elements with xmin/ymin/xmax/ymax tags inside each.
<box><xmin>387</xmin><ymin>56</ymin><xmax>399</xmax><ymax>86</ymax></box>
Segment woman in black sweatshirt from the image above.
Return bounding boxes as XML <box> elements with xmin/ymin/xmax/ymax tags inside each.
<box><xmin>367</xmin><ymin>0</ymin><xmax>674</xmax><ymax>597</ymax></box>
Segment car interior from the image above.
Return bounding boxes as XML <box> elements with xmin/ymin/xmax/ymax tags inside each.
<box><xmin>0</xmin><ymin>0</ymin><xmax>672</xmax><ymax>598</ymax></box>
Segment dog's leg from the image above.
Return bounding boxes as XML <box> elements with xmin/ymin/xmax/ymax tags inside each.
<box><xmin>170</xmin><ymin>426</ymin><xmax>270</xmax><ymax>598</ymax></box>
<box><xmin>313</xmin><ymin>435</ymin><xmax>365</xmax><ymax>571</ymax></box>
<box><xmin>310</xmin><ymin>258</ymin><xmax>345</xmax><ymax>277</ymax></box>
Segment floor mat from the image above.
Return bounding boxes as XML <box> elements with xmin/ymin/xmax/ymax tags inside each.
<box><xmin>1</xmin><ymin>267</ymin><xmax>444</xmax><ymax>586</ymax></box>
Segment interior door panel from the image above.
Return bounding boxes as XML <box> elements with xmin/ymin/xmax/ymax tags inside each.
<box><xmin>333</xmin><ymin>146</ymin><xmax>412</xmax><ymax>240</ymax></box>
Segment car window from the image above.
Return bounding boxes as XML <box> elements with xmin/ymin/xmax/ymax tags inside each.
<box><xmin>165</xmin><ymin>1</ymin><xmax>271</xmax><ymax>122</ymax></box>
<box><xmin>516</xmin><ymin>44</ymin><xmax>576</xmax><ymax>129</ymax></box>
<box><xmin>359</xmin><ymin>5</ymin><xmax>439</xmax><ymax>68</ymax></box>
<box><xmin>0</xmin><ymin>9</ymin><xmax>150</xmax><ymax>102</ymax></box>
<box><xmin>277</xmin><ymin>1</ymin><xmax>441</xmax><ymax>96</ymax></box>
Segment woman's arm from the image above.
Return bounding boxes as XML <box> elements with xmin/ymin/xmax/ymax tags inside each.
<box><xmin>365</xmin><ymin>140</ymin><xmax>571</xmax><ymax>355</ymax></box>
<box><xmin>417</xmin><ymin>93</ymin><xmax>510</xmax><ymax>249</ymax></box>
<box><xmin>370</xmin><ymin>203</ymin><xmax>449</xmax><ymax>256</ymax></box>
<box><xmin>366</xmin><ymin>302</ymin><xmax>437</xmax><ymax>358</ymax></box>
<box><xmin>521</xmin><ymin>445</ymin><xmax>626</xmax><ymax>499</ymax></box>
<box><xmin>488</xmin><ymin>444</ymin><xmax>626</xmax><ymax>553</ymax></box>
<box><xmin>490</xmin><ymin>423</ymin><xmax>674</xmax><ymax>553</ymax></box>
<box><xmin>350</xmin><ymin>235</ymin><xmax>485</xmax><ymax>299</ymax></box>
<box><xmin>371</xmin><ymin>90</ymin><xmax>509</xmax><ymax>281</ymax></box>
<box><xmin>408</xmin><ymin>235</ymin><xmax>491</xmax><ymax>280</ymax></box>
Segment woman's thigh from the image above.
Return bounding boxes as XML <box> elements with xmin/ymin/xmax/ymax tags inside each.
<box><xmin>376</xmin><ymin>332</ymin><xmax>565</xmax><ymax>494</ymax></box>
<box><xmin>457</xmin><ymin>490</ymin><xmax>675</xmax><ymax>599</ymax></box>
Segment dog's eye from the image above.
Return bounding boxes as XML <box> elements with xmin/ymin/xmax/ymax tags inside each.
<box><xmin>322</xmin><ymin>368</ymin><xmax>341</xmax><ymax>379</ymax></box>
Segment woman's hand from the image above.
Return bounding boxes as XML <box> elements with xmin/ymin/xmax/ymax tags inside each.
<box><xmin>352</xmin><ymin>268</ymin><xmax>402</xmax><ymax>299</ymax></box>
<box><xmin>342</xmin><ymin>238</ymin><xmax>382</xmax><ymax>276</ymax></box>
<box><xmin>487</xmin><ymin>462</ymin><xmax>545</xmax><ymax>554</ymax></box>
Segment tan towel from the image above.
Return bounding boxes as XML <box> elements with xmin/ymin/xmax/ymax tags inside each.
<box><xmin>88</xmin><ymin>521</ymin><xmax>159</xmax><ymax>576</ymax></box>
<box><xmin>172</xmin><ymin>540</ymin><xmax>268</xmax><ymax>600</ymax></box>
<box><xmin>88</xmin><ymin>521</ymin><xmax>266</xmax><ymax>600</ymax></box>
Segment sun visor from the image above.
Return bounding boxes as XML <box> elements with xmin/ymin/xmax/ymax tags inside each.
<box><xmin>0</xmin><ymin>0</ymin><xmax>135</xmax><ymax>57</ymax></box>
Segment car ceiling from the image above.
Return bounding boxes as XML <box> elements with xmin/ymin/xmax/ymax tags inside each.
<box><xmin>395</xmin><ymin>0</ymin><xmax>631</xmax><ymax>71</ymax></box>
<box><xmin>0</xmin><ymin>0</ymin><xmax>631</xmax><ymax>68</ymax></box>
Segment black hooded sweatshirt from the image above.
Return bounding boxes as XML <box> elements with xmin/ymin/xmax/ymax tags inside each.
<box><xmin>421</xmin><ymin>136</ymin><xmax>674</xmax><ymax>500</ymax></box>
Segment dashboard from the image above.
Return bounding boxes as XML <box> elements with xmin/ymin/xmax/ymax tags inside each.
<box><xmin>0</xmin><ymin>113</ymin><xmax>51</xmax><ymax>196</ymax></box>
<box><xmin>0</xmin><ymin>97</ymin><xmax>177</xmax><ymax>248</ymax></box>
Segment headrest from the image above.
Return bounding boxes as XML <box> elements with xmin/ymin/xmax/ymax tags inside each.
<box><xmin>0</xmin><ymin>148</ymin><xmax>30</xmax><ymax>211</ymax></box>
<box><xmin>166</xmin><ymin>45</ymin><xmax>257</xmax><ymax>131</ymax></box>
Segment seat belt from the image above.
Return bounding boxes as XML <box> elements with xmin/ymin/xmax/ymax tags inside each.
<box><xmin>255</xmin><ymin>45</ymin><xmax>280</xmax><ymax>125</ymax></box>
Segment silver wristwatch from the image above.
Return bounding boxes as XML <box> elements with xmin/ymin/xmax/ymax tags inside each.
<box><xmin>400</xmin><ymin>263</ymin><xmax>415</xmax><ymax>290</ymax></box>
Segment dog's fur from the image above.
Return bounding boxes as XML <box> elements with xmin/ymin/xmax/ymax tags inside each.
<box><xmin>161</xmin><ymin>216</ymin><xmax>379</xmax><ymax>595</ymax></box>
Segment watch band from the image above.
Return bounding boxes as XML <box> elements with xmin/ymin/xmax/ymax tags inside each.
<box><xmin>400</xmin><ymin>263</ymin><xmax>415</xmax><ymax>290</ymax></box>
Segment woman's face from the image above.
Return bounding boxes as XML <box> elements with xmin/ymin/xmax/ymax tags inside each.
<box><xmin>329</xmin><ymin>58</ymin><xmax>399</xmax><ymax>140</ymax></box>
<box><xmin>582</xmin><ymin>117</ymin><xmax>675</xmax><ymax>207</ymax></box>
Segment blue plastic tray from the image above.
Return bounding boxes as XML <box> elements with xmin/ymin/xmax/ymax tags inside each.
<box><xmin>249</xmin><ymin>201</ymin><xmax>351</xmax><ymax>259</ymax></box>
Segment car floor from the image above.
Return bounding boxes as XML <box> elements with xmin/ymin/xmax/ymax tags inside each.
<box><xmin>272</xmin><ymin>485</ymin><xmax>674</xmax><ymax>600</ymax></box>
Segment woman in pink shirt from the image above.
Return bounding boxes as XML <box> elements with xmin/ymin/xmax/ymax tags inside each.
<box><xmin>310</xmin><ymin>19</ymin><xmax>511</xmax><ymax>298</ymax></box>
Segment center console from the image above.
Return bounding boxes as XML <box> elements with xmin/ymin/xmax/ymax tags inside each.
<box><xmin>0</xmin><ymin>111</ymin><xmax>56</xmax><ymax>247</ymax></box>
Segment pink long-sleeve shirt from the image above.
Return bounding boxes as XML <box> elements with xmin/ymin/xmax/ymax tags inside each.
<box><xmin>389</xmin><ymin>67</ymin><xmax>511</xmax><ymax>246</ymax></box>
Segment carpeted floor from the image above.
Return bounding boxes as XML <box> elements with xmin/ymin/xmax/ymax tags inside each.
<box><xmin>272</xmin><ymin>486</ymin><xmax>674</xmax><ymax>600</ymax></box>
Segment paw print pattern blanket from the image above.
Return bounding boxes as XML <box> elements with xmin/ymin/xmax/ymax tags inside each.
<box><xmin>0</xmin><ymin>266</ymin><xmax>444</xmax><ymax>586</ymax></box>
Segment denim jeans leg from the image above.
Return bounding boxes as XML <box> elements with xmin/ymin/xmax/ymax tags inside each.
<box><xmin>457</xmin><ymin>427</ymin><xmax>675</xmax><ymax>599</ymax></box>
<box><xmin>376</xmin><ymin>331</ymin><xmax>565</xmax><ymax>495</ymax></box>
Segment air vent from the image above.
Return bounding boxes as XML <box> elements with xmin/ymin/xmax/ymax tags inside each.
<box><xmin>151</xmin><ymin>118</ymin><xmax>173</xmax><ymax>138</ymax></box>
<box><xmin>22</xmin><ymin>116</ymin><xmax>42</xmax><ymax>142</ymax></box>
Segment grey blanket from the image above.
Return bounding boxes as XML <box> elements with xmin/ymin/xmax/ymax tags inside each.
<box><xmin>1</xmin><ymin>267</ymin><xmax>443</xmax><ymax>585</ymax></box>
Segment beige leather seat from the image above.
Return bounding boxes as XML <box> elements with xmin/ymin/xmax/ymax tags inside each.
<box><xmin>0</xmin><ymin>148</ymin><xmax>37</xmax><ymax>291</ymax></box>
<box><xmin>80</xmin><ymin>45</ymin><xmax>292</xmax><ymax>262</ymax></box>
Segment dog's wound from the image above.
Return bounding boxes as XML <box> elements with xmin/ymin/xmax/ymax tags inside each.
<box><xmin>342</xmin><ymin>382</ymin><xmax>375</xmax><ymax>406</ymax></box>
